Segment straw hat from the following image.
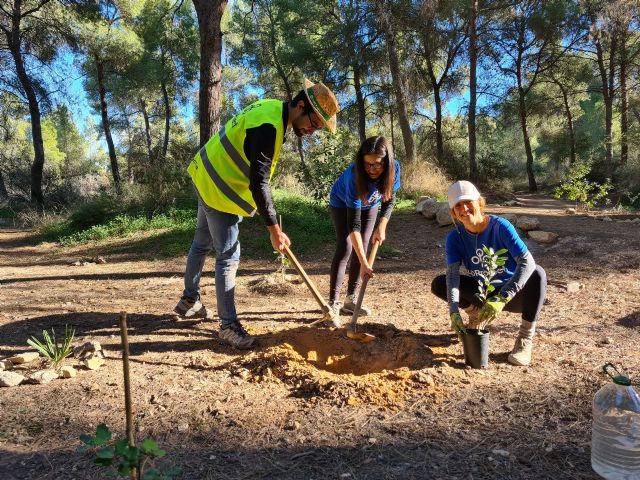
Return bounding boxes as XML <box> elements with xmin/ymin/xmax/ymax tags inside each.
<box><xmin>304</xmin><ymin>78</ymin><xmax>340</xmax><ymax>134</ymax></box>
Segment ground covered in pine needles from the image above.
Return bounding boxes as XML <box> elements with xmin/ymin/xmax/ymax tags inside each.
<box><xmin>1</xmin><ymin>194</ymin><xmax>639</xmax><ymax>479</ymax></box>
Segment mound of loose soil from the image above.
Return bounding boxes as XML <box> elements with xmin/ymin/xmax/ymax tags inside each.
<box><xmin>247</xmin><ymin>273</ymin><xmax>301</xmax><ymax>295</ymax></box>
<box><xmin>231</xmin><ymin>324</ymin><xmax>454</xmax><ymax>407</ymax></box>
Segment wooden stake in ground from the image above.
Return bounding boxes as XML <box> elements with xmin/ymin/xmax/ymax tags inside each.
<box><xmin>119</xmin><ymin>312</ymin><xmax>139</xmax><ymax>480</ymax></box>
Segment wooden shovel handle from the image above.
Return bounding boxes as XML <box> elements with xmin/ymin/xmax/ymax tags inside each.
<box><xmin>367</xmin><ymin>239</ymin><xmax>380</xmax><ymax>269</ymax></box>
<box><xmin>282</xmin><ymin>245</ymin><xmax>329</xmax><ymax>312</ymax></box>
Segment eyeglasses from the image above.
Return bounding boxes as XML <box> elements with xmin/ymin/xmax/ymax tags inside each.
<box><xmin>307</xmin><ymin>111</ymin><xmax>321</xmax><ymax>130</ymax></box>
<box><xmin>364</xmin><ymin>161</ymin><xmax>385</xmax><ymax>172</ymax></box>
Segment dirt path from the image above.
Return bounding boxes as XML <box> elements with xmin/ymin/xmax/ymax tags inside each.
<box><xmin>1</xmin><ymin>195</ymin><xmax>639</xmax><ymax>479</ymax></box>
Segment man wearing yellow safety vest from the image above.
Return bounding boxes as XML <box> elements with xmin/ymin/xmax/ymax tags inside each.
<box><xmin>174</xmin><ymin>79</ymin><xmax>340</xmax><ymax>349</ymax></box>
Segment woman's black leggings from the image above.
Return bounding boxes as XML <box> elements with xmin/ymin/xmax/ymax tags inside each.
<box><xmin>329</xmin><ymin>206</ymin><xmax>378</xmax><ymax>303</ymax></box>
<box><xmin>430</xmin><ymin>265</ymin><xmax>547</xmax><ymax>323</ymax></box>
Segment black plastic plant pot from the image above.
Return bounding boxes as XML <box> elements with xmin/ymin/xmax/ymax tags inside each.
<box><xmin>460</xmin><ymin>329</ymin><xmax>490</xmax><ymax>368</ymax></box>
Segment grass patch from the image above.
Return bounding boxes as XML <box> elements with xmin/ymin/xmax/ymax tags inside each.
<box><xmin>39</xmin><ymin>190</ymin><xmax>337</xmax><ymax>258</ymax></box>
<box><xmin>38</xmin><ymin>190</ymin><xmax>417</xmax><ymax>259</ymax></box>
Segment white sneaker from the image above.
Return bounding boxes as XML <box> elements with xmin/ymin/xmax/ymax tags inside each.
<box><xmin>322</xmin><ymin>302</ymin><xmax>342</xmax><ymax>328</ymax></box>
<box><xmin>219</xmin><ymin>322</ymin><xmax>255</xmax><ymax>349</ymax></box>
<box><xmin>340</xmin><ymin>294</ymin><xmax>371</xmax><ymax>316</ymax></box>
<box><xmin>174</xmin><ymin>297</ymin><xmax>213</xmax><ymax>319</ymax></box>
<box><xmin>508</xmin><ymin>338</ymin><xmax>533</xmax><ymax>366</ymax></box>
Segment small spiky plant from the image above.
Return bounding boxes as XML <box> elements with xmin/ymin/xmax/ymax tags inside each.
<box><xmin>27</xmin><ymin>324</ymin><xmax>75</xmax><ymax>370</ymax></box>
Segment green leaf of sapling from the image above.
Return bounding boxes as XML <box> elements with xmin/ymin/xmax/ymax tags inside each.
<box><xmin>94</xmin><ymin>424</ymin><xmax>112</xmax><ymax>444</ymax></box>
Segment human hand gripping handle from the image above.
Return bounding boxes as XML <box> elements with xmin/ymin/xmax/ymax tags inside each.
<box><xmin>477</xmin><ymin>295</ymin><xmax>509</xmax><ymax>326</ymax></box>
<box><xmin>372</xmin><ymin>217</ymin><xmax>388</xmax><ymax>245</ymax></box>
<box><xmin>267</xmin><ymin>224</ymin><xmax>291</xmax><ymax>252</ymax></box>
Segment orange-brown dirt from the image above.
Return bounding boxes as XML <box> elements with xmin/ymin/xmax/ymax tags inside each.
<box><xmin>1</xmin><ymin>194</ymin><xmax>639</xmax><ymax>479</ymax></box>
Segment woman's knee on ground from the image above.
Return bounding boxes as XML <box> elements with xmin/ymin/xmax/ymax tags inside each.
<box><xmin>431</xmin><ymin>275</ymin><xmax>447</xmax><ymax>300</ymax></box>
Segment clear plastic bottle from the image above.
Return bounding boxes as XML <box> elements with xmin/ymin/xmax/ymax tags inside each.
<box><xmin>592</xmin><ymin>364</ymin><xmax>640</xmax><ymax>479</ymax></box>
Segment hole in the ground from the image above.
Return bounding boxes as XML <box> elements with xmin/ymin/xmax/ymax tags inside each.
<box><xmin>255</xmin><ymin>324</ymin><xmax>443</xmax><ymax>376</ymax></box>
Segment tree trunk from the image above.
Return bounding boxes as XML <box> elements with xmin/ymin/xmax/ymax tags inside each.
<box><xmin>161</xmin><ymin>80</ymin><xmax>171</xmax><ymax>162</ymax></box>
<box><xmin>619</xmin><ymin>31</ymin><xmax>628</xmax><ymax>167</ymax></box>
<box><xmin>378</xmin><ymin>6</ymin><xmax>416</xmax><ymax>163</ymax></box>
<box><xmin>389</xmin><ymin>96</ymin><xmax>395</xmax><ymax>153</ymax></box>
<box><xmin>605</xmin><ymin>33</ymin><xmax>617</xmax><ymax>176</ymax></box>
<box><xmin>0</xmin><ymin>169</ymin><xmax>8</xmax><ymax>198</ymax></box>
<box><xmin>140</xmin><ymin>97</ymin><xmax>153</xmax><ymax>164</ymax></box>
<box><xmin>518</xmin><ymin>84</ymin><xmax>537</xmax><ymax>192</ymax></box>
<box><xmin>353</xmin><ymin>64</ymin><xmax>366</xmax><ymax>143</ymax></box>
<box><xmin>95</xmin><ymin>56</ymin><xmax>121</xmax><ymax>193</ymax></box>
<box><xmin>556</xmin><ymin>81</ymin><xmax>576</xmax><ymax>165</ymax></box>
<box><xmin>6</xmin><ymin>0</ymin><xmax>46</xmax><ymax>208</ymax></box>
<box><xmin>193</xmin><ymin>0</ymin><xmax>228</xmax><ymax>148</ymax></box>
<box><xmin>593</xmin><ymin>28</ymin><xmax>616</xmax><ymax>176</ymax></box>
<box><xmin>468</xmin><ymin>0</ymin><xmax>478</xmax><ymax>181</ymax></box>
<box><xmin>433</xmin><ymin>82</ymin><xmax>444</xmax><ymax>165</ymax></box>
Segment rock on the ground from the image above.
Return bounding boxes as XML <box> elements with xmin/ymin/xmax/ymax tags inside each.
<box><xmin>601</xmin><ymin>216</ymin><xmax>612</xmax><ymax>222</ymax></box>
<box><xmin>61</xmin><ymin>366</ymin><xmax>77</xmax><ymax>378</ymax></box>
<box><xmin>421</xmin><ymin>199</ymin><xmax>441</xmax><ymax>220</ymax></box>
<box><xmin>74</xmin><ymin>340</ymin><xmax>102</xmax><ymax>358</ymax></box>
<box><xmin>565</xmin><ymin>281</ymin><xmax>582</xmax><ymax>293</ymax></box>
<box><xmin>0</xmin><ymin>371</ymin><xmax>26</xmax><ymax>387</ymax></box>
<box><xmin>414</xmin><ymin>371</ymin><xmax>435</xmax><ymax>385</ymax></box>
<box><xmin>83</xmin><ymin>357</ymin><xmax>105</xmax><ymax>370</ymax></box>
<box><xmin>492</xmin><ymin>448</ymin><xmax>510</xmax><ymax>457</ymax></box>
<box><xmin>0</xmin><ymin>359</ymin><xmax>13</xmax><ymax>370</ymax></box>
<box><xmin>30</xmin><ymin>369</ymin><xmax>59</xmax><ymax>384</ymax></box>
<box><xmin>517</xmin><ymin>216</ymin><xmax>540</xmax><ymax>231</ymax></box>
<box><xmin>8</xmin><ymin>352</ymin><xmax>40</xmax><ymax>364</ymax></box>
<box><xmin>436</xmin><ymin>203</ymin><xmax>453</xmax><ymax>226</ymax></box>
<box><xmin>502</xmin><ymin>214</ymin><xmax>518</xmax><ymax>226</ymax></box>
<box><xmin>415</xmin><ymin>196</ymin><xmax>433</xmax><ymax>213</ymax></box>
<box><xmin>565</xmin><ymin>208</ymin><xmax>577</xmax><ymax>214</ymax></box>
<box><xmin>528</xmin><ymin>230</ymin><xmax>558</xmax><ymax>244</ymax></box>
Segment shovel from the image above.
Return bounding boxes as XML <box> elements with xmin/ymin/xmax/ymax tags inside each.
<box><xmin>282</xmin><ymin>244</ymin><xmax>335</xmax><ymax>322</ymax></box>
<box><xmin>346</xmin><ymin>239</ymin><xmax>380</xmax><ymax>343</ymax></box>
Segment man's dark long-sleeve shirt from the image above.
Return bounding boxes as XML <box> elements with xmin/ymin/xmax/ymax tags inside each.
<box><xmin>245</xmin><ymin>102</ymin><xmax>289</xmax><ymax>226</ymax></box>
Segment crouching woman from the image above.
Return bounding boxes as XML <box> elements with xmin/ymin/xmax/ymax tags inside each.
<box><xmin>430</xmin><ymin>181</ymin><xmax>547</xmax><ymax>366</ymax></box>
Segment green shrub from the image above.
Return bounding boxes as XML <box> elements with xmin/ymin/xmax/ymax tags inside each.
<box><xmin>553</xmin><ymin>161</ymin><xmax>612</xmax><ymax>210</ymax></box>
<box><xmin>79</xmin><ymin>424</ymin><xmax>181</xmax><ymax>480</ymax></box>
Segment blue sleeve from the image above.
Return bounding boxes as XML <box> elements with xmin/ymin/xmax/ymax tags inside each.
<box><xmin>445</xmin><ymin>230</ymin><xmax>463</xmax><ymax>266</ymax></box>
<box><xmin>344</xmin><ymin>167</ymin><xmax>362</xmax><ymax>209</ymax></box>
<box><xmin>392</xmin><ymin>160</ymin><xmax>401</xmax><ymax>192</ymax></box>
<box><xmin>497</xmin><ymin>217</ymin><xmax>527</xmax><ymax>257</ymax></box>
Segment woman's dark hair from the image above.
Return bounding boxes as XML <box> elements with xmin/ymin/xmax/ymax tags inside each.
<box><xmin>354</xmin><ymin>136</ymin><xmax>395</xmax><ymax>203</ymax></box>
<box><xmin>290</xmin><ymin>90</ymin><xmax>314</xmax><ymax>114</ymax></box>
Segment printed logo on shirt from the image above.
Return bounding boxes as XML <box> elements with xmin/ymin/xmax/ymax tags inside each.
<box><xmin>468</xmin><ymin>247</ymin><xmax>505</xmax><ymax>278</ymax></box>
<box><xmin>364</xmin><ymin>189</ymin><xmax>382</xmax><ymax>207</ymax></box>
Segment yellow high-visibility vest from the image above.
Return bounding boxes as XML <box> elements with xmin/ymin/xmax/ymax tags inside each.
<box><xmin>188</xmin><ymin>100</ymin><xmax>285</xmax><ymax>216</ymax></box>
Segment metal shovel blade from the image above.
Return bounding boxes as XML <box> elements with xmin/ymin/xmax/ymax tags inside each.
<box><xmin>346</xmin><ymin>329</ymin><xmax>376</xmax><ymax>343</ymax></box>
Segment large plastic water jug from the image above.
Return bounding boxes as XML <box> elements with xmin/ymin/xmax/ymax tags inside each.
<box><xmin>592</xmin><ymin>364</ymin><xmax>640</xmax><ymax>479</ymax></box>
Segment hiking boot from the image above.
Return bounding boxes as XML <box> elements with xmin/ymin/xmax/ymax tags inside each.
<box><xmin>508</xmin><ymin>337</ymin><xmax>533</xmax><ymax>366</ymax></box>
<box><xmin>322</xmin><ymin>302</ymin><xmax>343</xmax><ymax>328</ymax></box>
<box><xmin>174</xmin><ymin>297</ymin><xmax>213</xmax><ymax>320</ymax></box>
<box><xmin>341</xmin><ymin>294</ymin><xmax>371</xmax><ymax>316</ymax></box>
<box><xmin>219</xmin><ymin>321</ymin><xmax>255</xmax><ymax>349</ymax></box>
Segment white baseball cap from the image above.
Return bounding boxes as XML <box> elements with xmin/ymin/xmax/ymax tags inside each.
<box><xmin>448</xmin><ymin>180</ymin><xmax>480</xmax><ymax>209</ymax></box>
